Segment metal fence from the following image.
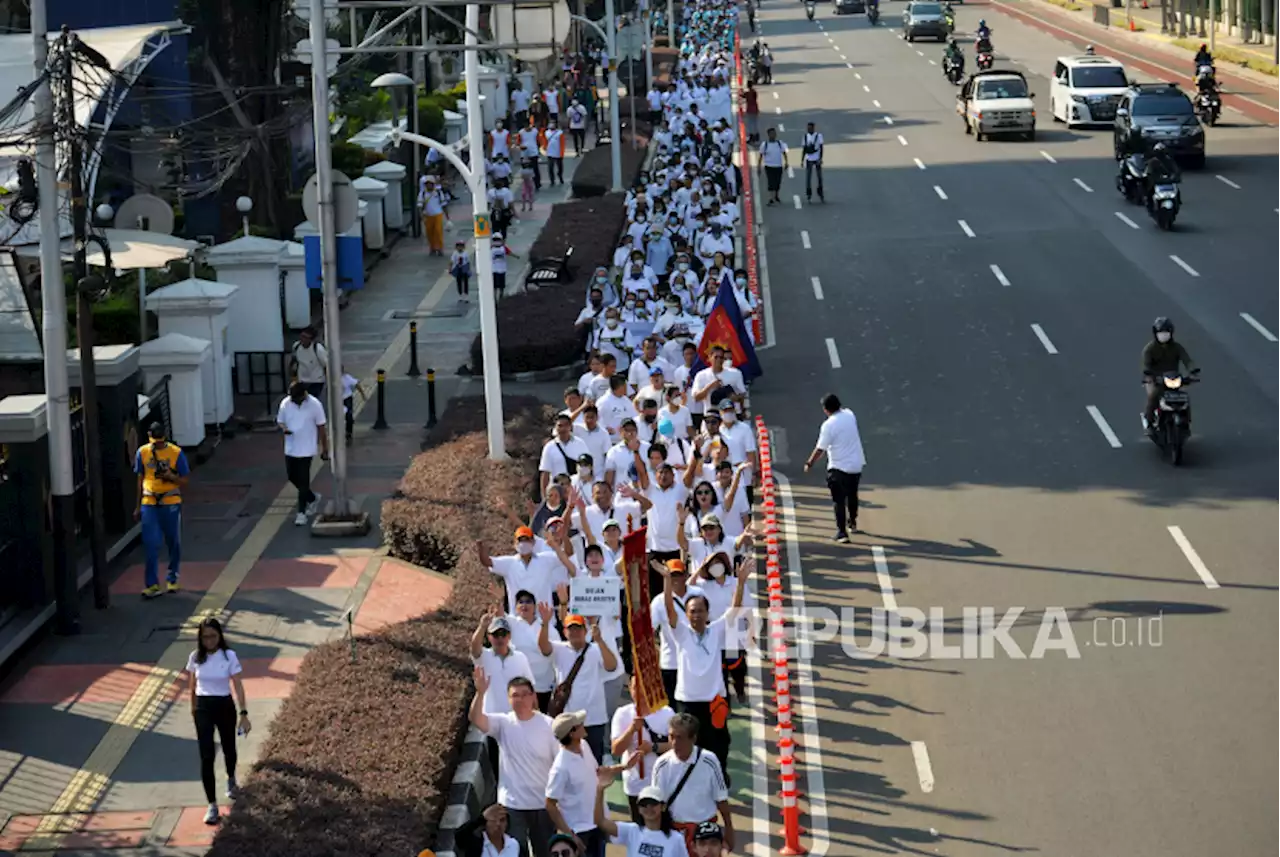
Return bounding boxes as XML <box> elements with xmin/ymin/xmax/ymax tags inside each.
<box><xmin>143</xmin><ymin>375</ymin><xmax>173</xmax><ymax>440</ymax></box>
<box><xmin>233</xmin><ymin>351</ymin><xmax>290</xmax><ymax>423</ymax></box>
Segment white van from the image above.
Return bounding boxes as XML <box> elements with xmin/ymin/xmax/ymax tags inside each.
<box><xmin>1049</xmin><ymin>55</ymin><xmax>1130</xmax><ymax>126</ymax></box>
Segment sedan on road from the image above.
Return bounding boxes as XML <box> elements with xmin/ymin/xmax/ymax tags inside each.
<box><xmin>902</xmin><ymin>1</ymin><xmax>949</xmax><ymax>41</ymax></box>
<box><xmin>833</xmin><ymin>0</ymin><xmax>867</xmax><ymax>13</ymax></box>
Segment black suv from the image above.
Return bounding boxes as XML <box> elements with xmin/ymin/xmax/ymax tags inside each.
<box><xmin>1113</xmin><ymin>83</ymin><xmax>1206</xmax><ymax>168</ymax></box>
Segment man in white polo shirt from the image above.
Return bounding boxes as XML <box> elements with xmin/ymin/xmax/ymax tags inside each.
<box><xmin>755</xmin><ymin>125</ymin><xmax>788</xmax><ymax>206</ymax></box>
<box><xmin>470</xmin><ymin>669</ymin><xmax>559</xmax><ymax>857</ymax></box>
<box><xmin>649</xmin><ymin>712</ymin><xmax>734</xmax><ymax>851</ymax></box>
<box><xmin>803</xmin><ymin>392</ymin><xmax>867</xmax><ymax>543</ymax></box>
<box><xmin>276</xmin><ymin>381</ymin><xmax>328</xmax><ymax>527</ymax></box>
<box><xmin>540</xmin><ymin>411</ymin><xmax>590</xmax><ymax>501</ymax></box>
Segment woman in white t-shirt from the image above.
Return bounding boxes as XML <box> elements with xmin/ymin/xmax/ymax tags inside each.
<box><xmin>593</xmin><ymin>774</ymin><xmax>689</xmax><ymax>857</ymax></box>
<box><xmin>184</xmin><ymin>617</ymin><xmax>251</xmax><ymax>826</ymax></box>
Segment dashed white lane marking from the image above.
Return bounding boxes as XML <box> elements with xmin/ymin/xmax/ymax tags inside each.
<box><xmin>915</xmin><ymin>49</ymin><xmax>924</xmax><ymax>56</ymax></box>
<box><xmin>883</xmin><ymin>115</ymin><xmax>893</xmax><ymax>125</ymax></box>
<box><xmin>840</xmin><ymin>53</ymin><xmax>847</xmax><ymax>60</ymax></box>
<box><xmin>775</xmin><ymin>106</ymin><xmax>782</xmax><ymax>114</ymax></box>
<box><xmin>779</xmin><ymin>122</ymin><xmax>786</xmax><ymax>132</ymax></box>
<box><xmin>811</xmin><ymin>276</ymin><xmax>824</xmax><ymax>300</ymax></box>
<box><xmin>910</xmin><ymin>741</ymin><xmax>935</xmax><ymax>793</ymax></box>
<box><xmin>773</xmin><ymin>91</ymin><xmax>779</xmax><ymax>100</ymax></box>
<box><xmin>1085</xmin><ymin>405</ymin><xmax>1122</xmax><ymax>448</ymax></box>
<box><xmin>958</xmin><ymin>219</ymin><xmax>974</xmax><ymax>237</ymax></box>
<box><xmin>825</xmin><ymin>337</ymin><xmax>842</xmax><ymax>369</ymax></box>
<box><xmin>933</xmin><ymin>185</ymin><xmax>947</xmax><ymax>200</ymax></box>
<box><xmin>854</xmin><ymin>71</ymin><xmax>862</xmax><ymax>79</ymax></box>
<box><xmin>847</xmin><ymin>62</ymin><xmax>855</xmax><ymax>69</ymax></box>
<box><xmin>1040</xmin><ymin>150</ymin><xmax>1057</xmax><ymax>163</ymax></box>
<box><xmin>788</xmin><ymin>165</ymin><xmax>795</xmax><ymax>179</ymax></box>
<box><xmin>1240</xmin><ymin>312</ymin><xmax>1278</xmax><ymax>341</ymax></box>
<box><xmin>1030</xmin><ymin>324</ymin><xmax>1059</xmax><ymax>354</ymax></box>
<box><xmin>1114</xmin><ymin>211</ymin><xmax>1141</xmax><ymax>229</ymax></box>
<box><xmin>1170</xmin><ymin>255</ymin><xmax>1200</xmax><ymax>277</ymax></box>
<box><xmin>863</xmin><ymin>84</ymin><xmax>871</xmax><ymax>92</ymax></box>
<box><xmin>793</xmin><ymin>194</ymin><xmax>803</xmax><ymax>210</ymax></box>
<box><xmin>1215</xmin><ymin>174</ymin><xmax>1240</xmax><ymax>189</ymax></box>
<box><xmin>928</xmin><ymin>59</ymin><xmax>937</xmax><ymax>65</ymax></box>
<box><xmin>875</xmin><ymin>100</ymin><xmax>883</xmax><ymax>108</ymax></box>
<box><xmin>914</xmin><ymin>157</ymin><xmax>926</xmax><ymax>170</ymax></box>
<box><xmin>897</xmin><ymin>134</ymin><xmax>909</xmax><ymax>146</ymax></box>
<box><xmin>871</xmin><ymin>546</ymin><xmax>899</xmax><ymax>611</ymax></box>
<box><xmin>1072</xmin><ymin>177</ymin><xmax>1094</xmax><ymax>193</ymax></box>
<box><xmin>1167</xmin><ymin>526</ymin><xmax>1220</xmax><ymax>589</ymax></box>
<box><xmin>989</xmin><ymin>264</ymin><xmax>1010</xmax><ymax>286</ymax></box>
<box><xmin>800</xmin><ymin>230</ymin><xmax>812</xmax><ymax>249</ymax></box>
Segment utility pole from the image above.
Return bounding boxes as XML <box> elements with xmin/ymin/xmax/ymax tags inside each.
<box><xmin>309</xmin><ymin>0</ymin><xmax>352</xmax><ymax>516</ymax></box>
<box><xmin>32</xmin><ymin>0</ymin><xmax>80</xmax><ymax>634</ymax></box>
<box><xmin>59</xmin><ymin>27</ymin><xmax>110</xmax><ymax>609</ymax></box>
<box><xmin>605</xmin><ymin>0</ymin><xmax>622</xmax><ymax>191</ymax></box>
<box><xmin>667</xmin><ymin>0</ymin><xmax>675</xmax><ymax>44</ymax></box>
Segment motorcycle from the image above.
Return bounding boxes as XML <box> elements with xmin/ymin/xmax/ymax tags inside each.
<box><xmin>1115</xmin><ymin>152</ymin><xmax>1146</xmax><ymax>204</ymax></box>
<box><xmin>1195</xmin><ymin>87</ymin><xmax>1221</xmax><ymax>125</ymax></box>
<box><xmin>1147</xmin><ymin>179</ymin><xmax>1182</xmax><ymax>230</ymax></box>
<box><xmin>943</xmin><ymin>55</ymin><xmax>965</xmax><ymax>84</ymax></box>
<box><xmin>748</xmin><ymin>56</ymin><xmax>762</xmax><ymax>84</ymax></box>
<box><xmin>868</xmin><ymin>4</ymin><xmax>880</xmax><ymax>23</ymax></box>
<box><xmin>1143</xmin><ymin>369</ymin><xmax>1199</xmax><ymax>465</ymax></box>
<box><xmin>976</xmin><ymin>50</ymin><xmax>994</xmax><ymax>70</ymax></box>
<box><xmin>944</xmin><ymin>9</ymin><xmax>955</xmax><ymax>31</ymax></box>
<box><xmin>806</xmin><ymin>1</ymin><xmax>815</xmax><ymax>20</ymax></box>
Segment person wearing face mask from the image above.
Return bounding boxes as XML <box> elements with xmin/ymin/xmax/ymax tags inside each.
<box><xmin>729</xmin><ymin>267</ymin><xmax>757</xmax><ymax>323</ymax></box>
<box><xmin>477</xmin><ymin>527</ymin><xmax>576</xmax><ymax>617</ymax></box>
<box><xmin>614</xmin><ymin>237</ymin><xmax>636</xmax><ymax>270</ymax></box>
<box><xmin>588</xmin><ymin>266</ymin><xmax>619</xmax><ymax>307</ymax></box>
<box><xmin>575</xmin><ymin>286</ymin><xmax>609</xmax><ymax>343</ymax></box>
<box><xmin>574</xmin><ymin>408</ymin><xmax>612</xmax><ymax>475</ymax></box>
<box><xmin>635</xmin><ymin>369</ymin><xmax>669</xmax><ymax>414</ymax></box>
<box><xmin>619</xmin><ymin>295</ymin><xmax>647</xmax><ymax>325</ymax></box>
<box><xmin>659</xmin><ymin>384</ymin><xmax>695</xmax><ymax>442</ymax></box>
<box><xmin>1141</xmin><ymin>317</ymin><xmax>1198</xmax><ymax>435</ymax></box>
<box><xmin>627</xmin><ymin>211</ymin><xmax>651</xmax><ymax>246</ymax></box>
<box><xmin>491</xmin><ymin>233</ymin><xmax>518</xmax><ymax>298</ymax></box>
<box><xmin>698</xmin><ymin>222</ymin><xmax>733</xmax><ymax>273</ymax></box>
<box><xmin>629</xmin><ymin>337</ymin><xmax>675</xmax><ymax>393</ymax></box>
<box><xmin>567</xmin><ymin>99</ymin><xmax>588</xmax><ymax>155</ymax></box>
<box><xmin>506</xmin><ymin>589</ymin><xmax>562</xmax><ymax>716</ymax></box>
<box><xmin>594</xmin><ymin>314</ymin><xmax>634</xmax><ymax>375</ymax></box>
<box><xmin>646</xmin><ymin>225</ymin><xmax>674</xmax><ymax>277</ymax></box>
<box><xmin>540</xmin><ymin>411</ymin><xmax>592</xmax><ymax>501</ymax></box>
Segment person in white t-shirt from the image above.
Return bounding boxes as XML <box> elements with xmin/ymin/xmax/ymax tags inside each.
<box><xmin>657</xmin><ymin>555</ymin><xmax>754</xmax><ymax>788</ymax></box>
<box><xmin>453</xmin><ymin>803</ymin><xmax>522</xmax><ymax>857</ymax></box>
<box><xmin>511</xmin><ymin>84</ymin><xmax>532</xmax><ymax>127</ymax></box>
<box><xmin>508</xmin><ymin>589</ymin><xmax>561</xmax><ymax>711</ymax></box>
<box><xmin>339</xmin><ymin>367</ymin><xmax>365</xmax><ymax>446</ymax></box>
<box><xmin>801</xmin><ymin>121</ymin><xmax>825</xmax><ymax>203</ymax></box>
<box><xmin>478</xmin><ymin>526</ymin><xmax>576</xmax><ymax>614</ymax></box>
<box><xmin>609</xmin><ymin>674</ymin><xmax>677</xmax><ymax>821</ymax></box>
<box><xmin>691</xmin><ymin>346</ymin><xmax>746</xmax><ymax>418</ymax></box>
<box><xmin>289</xmin><ymin>326</ymin><xmax>327</xmax><ymax>399</ymax></box>
<box><xmin>490</xmin><ymin>233</ymin><xmax>519</xmax><ymax>297</ymax></box>
<box><xmin>659</xmin><ymin>384</ymin><xmax>695</xmax><ymax>442</ymax></box>
<box><xmin>803</xmin><ymin>393</ymin><xmax>867</xmax><ymax>543</ymax></box>
<box><xmin>755</xmin><ymin>126</ymin><xmax>788</xmax><ymax>205</ymax></box>
<box><xmin>547</xmin><ymin>711</ymin><xmax>635</xmax><ymax>857</ymax></box>
<box><xmin>470</xmin><ymin>669</ymin><xmax>559</xmax><ymax>857</ymax></box>
<box><xmin>646</xmin><ymin>558</ymin><xmax>705</xmax><ymax>702</ymax></box>
<box><xmin>540</xmin><ymin>411</ymin><xmax>591</xmax><ymax>500</ymax></box>
<box><xmin>593</xmin><ymin>777</ymin><xmax>690</xmax><ymax>857</ymax></box>
<box><xmin>185</xmin><ymin>617</ymin><xmax>250</xmax><ymax>826</ymax></box>
<box><xmin>276</xmin><ymin>382</ymin><xmax>328</xmax><ymax>527</ymax></box>
<box><xmin>471</xmin><ymin>610</ymin><xmax>537</xmax><ymax>774</ymax></box>
<box><xmin>538</xmin><ymin>609</ymin><xmax>619</xmax><ymax>764</ymax></box>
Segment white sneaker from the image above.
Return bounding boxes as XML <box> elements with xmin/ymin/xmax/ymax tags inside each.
<box><xmin>307</xmin><ymin>493</ymin><xmax>322</xmax><ymax>516</ymax></box>
<box><xmin>203</xmin><ymin>804</ymin><xmax>220</xmax><ymax>825</ymax></box>
<box><xmin>295</xmin><ymin>512</ymin><xmax>308</xmax><ymax>526</ymax></box>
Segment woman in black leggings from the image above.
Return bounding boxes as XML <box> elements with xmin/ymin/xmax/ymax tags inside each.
<box><xmin>185</xmin><ymin>617</ymin><xmax>251</xmax><ymax>825</ymax></box>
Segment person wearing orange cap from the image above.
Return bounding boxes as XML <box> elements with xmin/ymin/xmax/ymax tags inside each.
<box><xmin>477</xmin><ymin>526</ymin><xmax>575</xmax><ymax>616</ymax></box>
<box><xmin>648</xmin><ymin>557</ymin><xmax>705</xmax><ymax>703</ymax></box>
<box><xmin>537</xmin><ymin>608</ymin><xmax>617</xmax><ymax>764</ymax></box>
<box><xmin>657</xmin><ymin>554</ymin><xmax>756</xmax><ymax>787</ymax></box>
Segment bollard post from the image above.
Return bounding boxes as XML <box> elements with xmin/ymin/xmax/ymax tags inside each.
<box><xmin>407</xmin><ymin>321</ymin><xmax>422</xmax><ymax>377</ymax></box>
<box><xmin>425</xmin><ymin>368</ymin><xmax>438</xmax><ymax>429</ymax></box>
<box><xmin>373</xmin><ymin>369</ymin><xmax>389</xmax><ymax>430</ymax></box>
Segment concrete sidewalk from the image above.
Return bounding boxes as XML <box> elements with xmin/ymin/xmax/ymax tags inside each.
<box><xmin>0</xmin><ymin>157</ymin><xmax>583</xmax><ymax>856</ymax></box>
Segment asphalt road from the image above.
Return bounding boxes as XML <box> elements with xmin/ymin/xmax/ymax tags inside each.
<box><xmin>746</xmin><ymin>2</ymin><xmax>1279</xmax><ymax>855</ymax></box>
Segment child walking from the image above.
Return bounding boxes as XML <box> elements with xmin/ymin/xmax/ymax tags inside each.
<box><xmin>340</xmin><ymin>366</ymin><xmax>367</xmax><ymax>446</ymax></box>
<box><xmin>450</xmin><ymin>240</ymin><xmax>472</xmax><ymax>302</ymax></box>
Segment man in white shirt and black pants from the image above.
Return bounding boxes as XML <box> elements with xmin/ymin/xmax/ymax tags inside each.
<box><xmin>802</xmin><ymin>121</ymin><xmax>825</xmax><ymax>203</ymax></box>
<box><xmin>803</xmin><ymin>393</ymin><xmax>867</xmax><ymax>544</ymax></box>
<box><xmin>756</xmin><ymin>126</ymin><xmax>788</xmax><ymax>206</ymax></box>
<box><xmin>276</xmin><ymin>382</ymin><xmax>329</xmax><ymax>527</ymax></box>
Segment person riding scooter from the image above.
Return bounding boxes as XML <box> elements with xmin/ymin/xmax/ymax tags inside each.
<box><xmin>1193</xmin><ymin>43</ymin><xmax>1213</xmax><ymax>70</ymax></box>
<box><xmin>1142</xmin><ymin>142</ymin><xmax>1180</xmax><ymax>209</ymax></box>
<box><xmin>943</xmin><ymin>37</ymin><xmax>965</xmax><ymax>78</ymax></box>
<box><xmin>976</xmin><ymin>18</ymin><xmax>992</xmax><ymax>40</ymax></box>
<box><xmin>1115</xmin><ymin>123</ymin><xmax>1147</xmax><ymax>199</ymax></box>
<box><xmin>806</xmin><ymin>0</ymin><xmax>816</xmax><ymax>19</ymax></box>
<box><xmin>1142</xmin><ymin>317</ymin><xmax>1198</xmax><ymax>435</ymax></box>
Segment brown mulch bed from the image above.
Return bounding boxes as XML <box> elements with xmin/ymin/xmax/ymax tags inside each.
<box><xmin>206</xmin><ymin>396</ymin><xmax>553</xmax><ymax>857</ymax></box>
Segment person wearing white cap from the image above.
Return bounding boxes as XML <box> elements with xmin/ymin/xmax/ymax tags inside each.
<box><xmin>593</xmin><ymin>776</ymin><xmax>689</xmax><ymax>857</ymax></box>
<box><xmin>546</xmin><ymin>711</ymin><xmax>635</xmax><ymax>857</ymax></box>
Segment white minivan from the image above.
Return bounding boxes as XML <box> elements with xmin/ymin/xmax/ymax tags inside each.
<box><xmin>1049</xmin><ymin>55</ymin><xmax>1130</xmax><ymax>126</ymax></box>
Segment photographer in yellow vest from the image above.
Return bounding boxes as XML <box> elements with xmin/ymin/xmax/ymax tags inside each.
<box><xmin>133</xmin><ymin>421</ymin><xmax>190</xmax><ymax>598</ymax></box>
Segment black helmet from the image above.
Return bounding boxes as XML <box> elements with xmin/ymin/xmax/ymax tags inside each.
<box><xmin>1152</xmin><ymin>142</ymin><xmax>1168</xmax><ymax>154</ymax></box>
<box><xmin>1153</xmin><ymin>317</ymin><xmax>1174</xmax><ymax>336</ymax></box>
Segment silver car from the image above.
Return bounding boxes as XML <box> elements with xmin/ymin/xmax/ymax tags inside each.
<box><xmin>903</xmin><ymin>1</ymin><xmax>948</xmax><ymax>41</ymax></box>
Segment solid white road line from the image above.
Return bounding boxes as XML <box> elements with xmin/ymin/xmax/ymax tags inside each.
<box><xmin>825</xmin><ymin>337</ymin><xmax>842</xmax><ymax>368</ymax></box>
<box><xmin>873</xmin><ymin>99</ymin><xmax>882</xmax><ymax>108</ymax></box>
<box><xmin>933</xmin><ymin>185</ymin><xmax>948</xmax><ymax>200</ymax></box>
<box><xmin>871</xmin><ymin>545</ymin><xmax>899</xmax><ymax>611</ymax></box>
<box><xmin>1114</xmin><ymin>211</ymin><xmax>1141</xmax><ymax>229</ymax></box>
<box><xmin>1170</xmin><ymin>255</ymin><xmax>1200</xmax><ymax>277</ymax></box>
<box><xmin>1072</xmin><ymin>177</ymin><xmax>1094</xmax><ymax>193</ymax></box>
<box><xmin>811</xmin><ymin>276</ymin><xmax>824</xmax><ymax>300</ymax></box>
<box><xmin>897</xmin><ymin>135</ymin><xmax>909</xmax><ymax>146</ymax></box>
<box><xmin>910</xmin><ymin>741</ymin><xmax>936</xmax><ymax>793</ymax></box>
<box><xmin>884</xmin><ymin>115</ymin><xmax>894</xmax><ymax>125</ymax></box>
<box><xmin>1085</xmin><ymin>405</ymin><xmax>1122</xmax><ymax>448</ymax></box>
<box><xmin>1240</xmin><ymin>312</ymin><xmax>1279</xmax><ymax>342</ymax></box>
<box><xmin>1166</xmin><ymin>526</ymin><xmax>1220</xmax><ymax>589</ymax></box>
<box><xmin>775</xmin><ymin>473</ymin><xmax>831</xmax><ymax>857</ymax></box>
<box><xmin>1030</xmin><ymin>323</ymin><xmax>1059</xmax><ymax>354</ymax></box>
<box><xmin>958</xmin><ymin>219</ymin><xmax>974</xmax><ymax>237</ymax></box>
<box><xmin>800</xmin><ymin>230</ymin><xmax>812</xmax><ymax>249</ymax></box>
<box><xmin>1040</xmin><ymin>150</ymin><xmax>1058</xmax><ymax>163</ymax></box>
<box><xmin>989</xmin><ymin>264</ymin><xmax>1010</xmax><ymax>286</ymax></box>
<box><xmin>914</xmin><ymin>157</ymin><xmax>926</xmax><ymax>170</ymax></box>
<box><xmin>793</xmin><ymin>194</ymin><xmax>803</xmax><ymax>210</ymax></box>
<box><xmin>1216</xmin><ymin>174</ymin><xmax>1241</xmax><ymax>189</ymax></box>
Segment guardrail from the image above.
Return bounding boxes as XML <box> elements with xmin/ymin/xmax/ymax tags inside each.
<box><xmin>735</xmin><ymin>32</ymin><xmax>766</xmax><ymax>347</ymax></box>
<box><xmin>755</xmin><ymin>414</ymin><xmax>806</xmax><ymax>854</ymax></box>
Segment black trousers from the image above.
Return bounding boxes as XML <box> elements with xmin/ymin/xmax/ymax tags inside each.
<box><xmin>523</xmin><ymin>155</ymin><xmax>542</xmax><ymax>189</ymax></box>
<box><xmin>826</xmin><ymin>468</ymin><xmax>862</xmax><ymax>535</ymax></box>
<box><xmin>343</xmin><ymin>395</ymin><xmax>354</xmax><ymax>440</ymax></box>
<box><xmin>662</xmin><ymin>668</ymin><xmax>678</xmax><ymax>703</ymax></box>
<box><xmin>723</xmin><ymin>654</ymin><xmax>747</xmax><ymax>702</ymax></box>
<box><xmin>548</xmin><ymin>157</ymin><xmax>564</xmax><ymax>184</ymax></box>
<box><xmin>285</xmin><ymin>455</ymin><xmax>315</xmax><ymax>514</ymax></box>
<box><xmin>649</xmin><ymin>549</ymin><xmax>682</xmax><ymax>601</ymax></box>
<box><xmin>679</xmin><ymin>698</ymin><xmax>731</xmax><ymax>788</ymax></box>
<box><xmin>195</xmin><ymin>695</ymin><xmax>238</xmax><ymax>803</ymax></box>
<box><xmin>487</xmin><ymin>736</ymin><xmax>500</xmax><ymax>780</ymax></box>
<box><xmin>805</xmin><ymin>161</ymin><xmax>824</xmax><ymax>198</ymax></box>
<box><xmin>571</xmin><ymin>127</ymin><xmax>586</xmax><ymax>153</ymax></box>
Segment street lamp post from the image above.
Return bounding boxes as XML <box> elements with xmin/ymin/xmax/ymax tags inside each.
<box><xmin>235</xmin><ymin>195</ymin><xmax>252</xmax><ymax>237</ymax></box>
<box><xmin>391</xmin><ymin>4</ymin><xmax>507</xmax><ymax>461</ymax></box>
<box><xmin>569</xmin><ymin>13</ymin><xmax>622</xmax><ymax>191</ymax></box>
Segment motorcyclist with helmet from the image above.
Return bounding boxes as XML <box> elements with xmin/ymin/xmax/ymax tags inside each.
<box><xmin>1142</xmin><ymin>317</ymin><xmax>1198</xmax><ymax>434</ymax></box>
<box><xmin>1193</xmin><ymin>43</ymin><xmax>1213</xmax><ymax>70</ymax></box>
<box><xmin>1142</xmin><ymin>142</ymin><xmax>1181</xmax><ymax>209</ymax></box>
<box><xmin>974</xmin><ymin>19</ymin><xmax>993</xmax><ymax>59</ymax></box>
<box><xmin>1115</xmin><ymin>121</ymin><xmax>1147</xmax><ymax>196</ymax></box>
<box><xmin>943</xmin><ymin>37</ymin><xmax>965</xmax><ymax>78</ymax></box>
<box><xmin>1084</xmin><ymin>43</ymin><xmax>1096</xmax><ymax>55</ymax></box>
